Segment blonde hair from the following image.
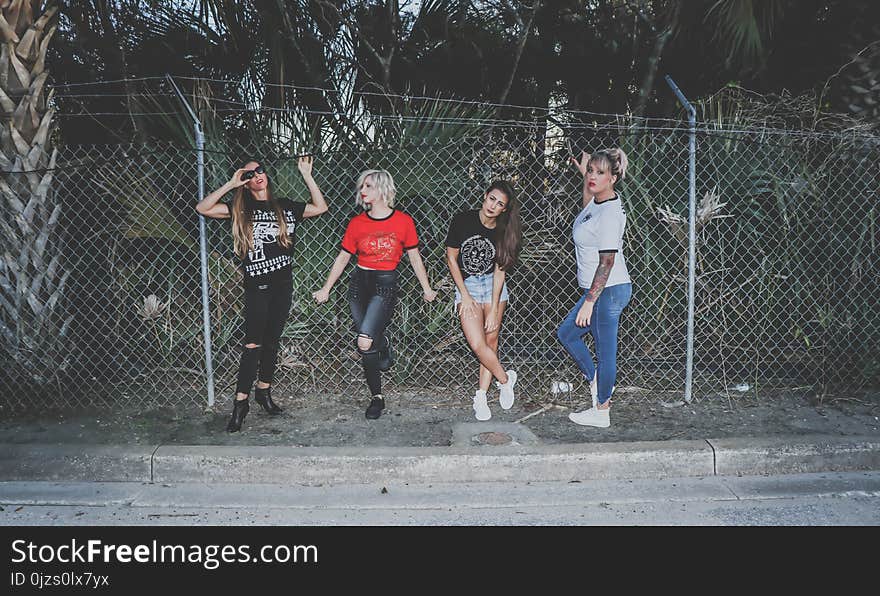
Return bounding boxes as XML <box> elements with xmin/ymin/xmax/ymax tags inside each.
<box><xmin>355</xmin><ymin>169</ymin><xmax>396</xmax><ymax>208</ymax></box>
<box><xmin>589</xmin><ymin>148</ymin><xmax>629</xmax><ymax>184</ymax></box>
<box><xmin>230</xmin><ymin>163</ymin><xmax>290</xmax><ymax>259</ymax></box>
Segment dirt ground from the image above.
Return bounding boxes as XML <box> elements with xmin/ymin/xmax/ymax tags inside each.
<box><xmin>4</xmin><ymin>384</ymin><xmax>879</xmax><ymax>447</ymax></box>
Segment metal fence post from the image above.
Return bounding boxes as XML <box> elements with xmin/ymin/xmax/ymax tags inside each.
<box><xmin>167</xmin><ymin>74</ymin><xmax>216</xmax><ymax>408</ymax></box>
<box><xmin>665</xmin><ymin>75</ymin><xmax>697</xmax><ymax>404</ymax></box>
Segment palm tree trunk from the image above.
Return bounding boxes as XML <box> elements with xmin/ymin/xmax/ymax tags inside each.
<box><xmin>0</xmin><ymin>0</ymin><xmax>65</xmax><ymax>386</ymax></box>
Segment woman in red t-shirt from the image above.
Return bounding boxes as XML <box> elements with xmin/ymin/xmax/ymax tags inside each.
<box><xmin>313</xmin><ymin>169</ymin><xmax>437</xmax><ymax>419</ymax></box>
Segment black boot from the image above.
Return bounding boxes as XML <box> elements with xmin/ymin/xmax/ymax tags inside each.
<box><xmin>378</xmin><ymin>334</ymin><xmax>394</xmax><ymax>372</ymax></box>
<box><xmin>365</xmin><ymin>394</ymin><xmax>385</xmax><ymax>419</ymax></box>
<box><xmin>226</xmin><ymin>398</ymin><xmax>250</xmax><ymax>432</ymax></box>
<box><xmin>254</xmin><ymin>386</ymin><xmax>283</xmax><ymax>415</ymax></box>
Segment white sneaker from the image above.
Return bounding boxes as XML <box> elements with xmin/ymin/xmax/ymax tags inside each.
<box><xmin>589</xmin><ymin>376</ymin><xmax>615</xmax><ymax>409</ymax></box>
<box><xmin>568</xmin><ymin>407</ymin><xmax>610</xmax><ymax>428</ymax></box>
<box><xmin>496</xmin><ymin>370</ymin><xmax>517</xmax><ymax>410</ymax></box>
<box><xmin>473</xmin><ymin>389</ymin><xmax>491</xmax><ymax>421</ymax></box>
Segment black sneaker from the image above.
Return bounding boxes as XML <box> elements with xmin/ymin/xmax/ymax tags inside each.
<box><xmin>365</xmin><ymin>395</ymin><xmax>385</xmax><ymax>419</ymax></box>
<box><xmin>378</xmin><ymin>335</ymin><xmax>394</xmax><ymax>372</ymax></box>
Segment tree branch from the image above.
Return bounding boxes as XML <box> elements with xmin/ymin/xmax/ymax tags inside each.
<box><xmin>497</xmin><ymin>0</ymin><xmax>541</xmax><ymax>106</ymax></box>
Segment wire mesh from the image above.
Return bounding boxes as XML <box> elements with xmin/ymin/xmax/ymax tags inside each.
<box><xmin>2</xmin><ymin>120</ymin><xmax>877</xmax><ymax>413</ymax></box>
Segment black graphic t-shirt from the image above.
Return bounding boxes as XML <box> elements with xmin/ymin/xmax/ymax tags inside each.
<box><xmin>444</xmin><ymin>209</ymin><xmax>498</xmax><ymax>277</ymax></box>
<box><xmin>239</xmin><ymin>197</ymin><xmax>306</xmax><ymax>278</ymax></box>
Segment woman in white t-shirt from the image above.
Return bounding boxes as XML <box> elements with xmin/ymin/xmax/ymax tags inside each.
<box><xmin>556</xmin><ymin>148</ymin><xmax>633</xmax><ymax>428</ymax></box>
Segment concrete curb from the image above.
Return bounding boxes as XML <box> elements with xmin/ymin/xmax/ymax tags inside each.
<box><xmin>0</xmin><ymin>436</ymin><xmax>877</xmax><ymax>485</ymax></box>
<box><xmin>0</xmin><ymin>445</ymin><xmax>154</xmax><ymax>482</ymax></box>
<box><xmin>708</xmin><ymin>435</ymin><xmax>880</xmax><ymax>476</ymax></box>
<box><xmin>152</xmin><ymin>440</ymin><xmax>713</xmax><ymax>484</ymax></box>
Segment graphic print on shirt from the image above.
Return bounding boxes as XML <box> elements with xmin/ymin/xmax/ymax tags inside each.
<box><xmin>359</xmin><ymin>231</ymin><xmax>400</xmax><ymax>264</ymax></box>
<box><xmin>244</xmin><ymin>209</ymin><xmax>297</xmax><ymax>277</ymax></box>
<box><xmin>249</xmin><ymin>221</ymin><xmax>278</xmax><ymax>263</ymax></box>
<box><xmin>460</xmin><ymin>234</ymin><xmax>496</xmax><ymax>276</ymax></box>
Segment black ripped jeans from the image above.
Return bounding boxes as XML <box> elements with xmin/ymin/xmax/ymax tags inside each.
<box><xmin>348</xmin><ymin>267</ymin><xmax>399</xmax><ymax>396</ymax></box>
<box><xmin>235</xmin><ymin>270</ymin><xmax>293</xmax><ymax>395</ymax></box>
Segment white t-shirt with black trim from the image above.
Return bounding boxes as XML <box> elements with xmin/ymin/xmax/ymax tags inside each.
<box><xmin>572</xmin><ymin>195</ymin><xmax>630</xmax><ymax>289</ymax></box>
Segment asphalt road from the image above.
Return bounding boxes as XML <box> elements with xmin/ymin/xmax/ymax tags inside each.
<box><xmin>2</xmin><ymin>471</ymin><xmax>879</xmax><ymax>525</ymax></box>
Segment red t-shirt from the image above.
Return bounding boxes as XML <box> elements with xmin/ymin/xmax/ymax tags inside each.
<box><xmin>341</xmin><ymin>210</ymin><xmax>420</xmax><ymax>270</ymax></box>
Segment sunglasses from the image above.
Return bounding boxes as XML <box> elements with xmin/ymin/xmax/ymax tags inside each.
<box><xmin>240</xmin><ymin>165</ymin><xmax>266</xmax><ymax>181</ymax></box>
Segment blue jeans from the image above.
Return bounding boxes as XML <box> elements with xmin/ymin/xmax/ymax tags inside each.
<box><xmin>556</xmin><ymin>283</ymin><xmax>632</xmax><ymax>405</ymax></box>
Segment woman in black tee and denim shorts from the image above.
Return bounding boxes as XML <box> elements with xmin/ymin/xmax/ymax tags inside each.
<box><xmin>197</xmin><ymin>157</ymin><xmax>328</xmax><ymax>432</ymax></box>
<box><xmin>445</xmin><ymin>180</ymin><xmax>522</xmax><ymax>421</ymax></box>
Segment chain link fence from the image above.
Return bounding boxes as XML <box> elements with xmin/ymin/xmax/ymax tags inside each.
<box><xmin>2</xmin><ymin>120</ymin><xmax>878</xmax><ymax>412</ymax></box>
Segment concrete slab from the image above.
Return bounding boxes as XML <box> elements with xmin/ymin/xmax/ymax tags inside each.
<box><xmin>0</xmin><ymin>481</ymin><xmax>146</xmax><ymax>506</ymax></box>
<box><xmin>2</xmin><ymin>434</ymin><xmax>878</xmax><ymax>486</ymax></box>
<box><xmin>152</xmin><ymin>440</ymin><xmax>714</xmax><ymax>485</ymax></box>
<box><xmin>709</xmin><ymin>435</ymin><xmax>880</xmax><ymax>476</ymax></box>
<box><xmin>721</xmin><ymin>471</ymin><xmax>880</xmax><ymax>501</ymax></box>
<box><xmin>0</xmin><ymin>445</ymin><xmax>155</xmax><ymax>482</ymax></box>
<box><xmin>129</xmin><ymin>476</ymin><xmax>734</xmax><ymax>509</ymax></box>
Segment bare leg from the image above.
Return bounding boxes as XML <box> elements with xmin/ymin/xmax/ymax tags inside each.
<box><xmin>459</xmin><ymin>303</ymin><xmax>508</xmax><ymax>387</ymax></box>
<box><xmin>478</xmin><ymin>302</ymin><xmax>506</xmax><ymax>391</ymax></box>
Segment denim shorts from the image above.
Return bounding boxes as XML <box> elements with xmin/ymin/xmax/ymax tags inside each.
<box><xmin>454</xmin><ymin>272</ymin><xmax>509</xmax><ymax>305</ymax></box>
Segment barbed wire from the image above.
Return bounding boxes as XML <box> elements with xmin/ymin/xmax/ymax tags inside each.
<box><xmin>48</xmin><ymin>76</ymin><xmax>167</xmax><ymax>89</ymax></box>
<box><xmin>177</xmin><ymin>76</ymin><xmax>693</xmax><ymax>125</ymax></box>
<box><xmin>6</xmin><ymin>123</ymin><xmax>876</xmax><ymax>177</ymax></box>
<box><xmin>42</xmin><ymin>75</ymin><xmax>880</xmax><ymax>143</ymax></box>
<box><xmin>51</xmin><ymin>92</ymin><xmax>180</xmax><ymax>99</ymax></box>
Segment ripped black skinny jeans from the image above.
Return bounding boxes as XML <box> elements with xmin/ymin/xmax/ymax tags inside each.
<box><xmin>348</xmin><ymin>267</ymin><xmax>398</xmax><ymax>396</ymax></box>
<box><xmin>235</xmin><ymin>271</ymin><xmax>293</xmax><ymax>395</ymax></box>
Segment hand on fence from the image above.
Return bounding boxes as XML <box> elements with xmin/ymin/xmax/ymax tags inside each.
<box><xmin>312</xmin><ymin>288</ymin><xmax>330</xmax><ymax>304</ymax></box>
<box><xmin>423</xmin><ymin>288</ymin><xmax>438</xmax><ymax>302</ymax></box>
<box><xmin>570</xmin><ymin>151</ymin><xmax>590</xmax><ymax>177</ymax></box>
<box><xmin>297</xmin><ymin>155</ymin><xmax>314</xmax><ymax>178</ymax></box>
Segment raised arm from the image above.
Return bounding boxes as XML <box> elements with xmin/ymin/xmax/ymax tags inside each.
<box><xmin>312</xmin><ymin>250</ymin><xmax>352</xmax><ymax>303</ymax></box>
<box><xmin>297</xmin><ymin>156</ymin><xmax>329</xmax><ymax>218</ymax></box>
<box><xmin>571</xmin><ymin>150</ymin><xmax>592</xmax><ymax>206</ymax></box>
<box><xmin>407</xmin><ymin>248</ymin><xmax>437</xmax><ymax>302</ymax></box>
<box><xmin>196</xmin><ymin>168</ymin><xmax>249</xmax><ymax>219</ymax></box>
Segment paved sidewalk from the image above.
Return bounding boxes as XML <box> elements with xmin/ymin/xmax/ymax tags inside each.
<box><xmin>2</xmin><ymin>389</ymin><xmax>878</xmax><ymax>485</ymax></box>
<box><xmin>1</xmin><ymin>433</ymin><xmax>878</xmax><ymax>485</ymax></box>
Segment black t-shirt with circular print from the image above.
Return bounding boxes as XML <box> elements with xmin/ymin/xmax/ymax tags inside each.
<box><xmin>239</xmin><ymin>197</ymin><xmax>306</xmax><ymax>278</ymax></box>
<box><xmin>444</xmin><ymin>209</ymin><xmax>498</xmax><ymax>277</ymax></box>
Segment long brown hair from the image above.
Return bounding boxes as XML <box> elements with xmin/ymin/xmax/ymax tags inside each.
<box><xmin>488</xmin><ymin>180</ymin><xmax>521</xmax><ymax>271</ymax></box>
<box><xmin>230</xmin><ymin>161</ymin><xmax>291</xmax><ymax>259</ymax></box>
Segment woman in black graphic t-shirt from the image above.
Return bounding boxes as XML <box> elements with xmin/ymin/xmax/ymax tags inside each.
<box><xmin>197</xmin><ymin>157</ymin><xmax>328</xmax><ymax>432</ymax></box>
<box><xmin>445</xmin><ymin>180</ymin><xmax>522</xmax><ymax>421</ymax></box>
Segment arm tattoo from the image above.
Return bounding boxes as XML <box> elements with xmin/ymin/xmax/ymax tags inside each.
<box><xmin>585</xmin><ymin>253</ymin><xmax>615</xmax><ymax>302</ymax></box>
